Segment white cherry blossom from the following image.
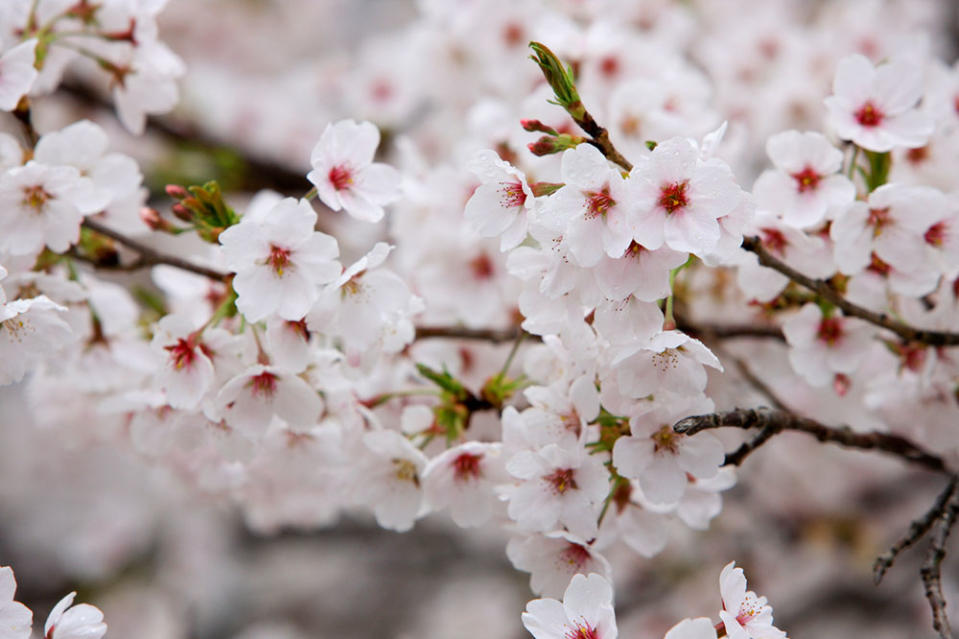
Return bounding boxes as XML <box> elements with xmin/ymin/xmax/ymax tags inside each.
<box><xmin>824</xmin><ymin>54</ymin><xmax>933</xmax><ymax>152</ymax></box>
<box><xmin>0</xmin><ymin>38</ymin><xmax>37</xmax><ymax>111</ymax></box>
<box><xmin>719</xmin><ymin>562</ymin><xmax>787</xmax><ymax>639</ymax></box>
<box><xmin>219</xmin><ymin>197</ymin><xmax>340</xmax><ymax>322</ymax></box>
<box><xmin>307</xmin><ymin>119</ymin><xmax>401</xmax><ymax>223</ymax></box>
<box><xmin>522</xmin><ymin>573</ymin><xmax>617</xmax><ymax>639</ymax></box>
<box><xmin>44</xmin><ymin>592</ymin><xmax>107</xmax><ymax>639</ymax></box>
<box><xmin>0</xmin><ymin>566</ymin><xmax>31</xmax><ymax>639</ymax></box>
<box><xmin>464</xmin><ymin>148</ymin><xmax>534</xmax><ymax>250</ymax></box>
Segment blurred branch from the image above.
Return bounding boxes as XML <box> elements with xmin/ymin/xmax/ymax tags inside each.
<box><xmin>922</xmin><ymin>484</ymin><xmax>959</xmax><ymax>639</ymax></box>
<box><xmin>414</xmin><ymin>325</ymin><xmax>528</xmax><ymax>343</ymax></box>
<box><xmin>80</xmin><ymin>218</ymin><xmax>230</xmax><ymax>281</ymax></box>
<box><xmin>59</xmin><ymin>80</ymin><xmax>310</xmax><ymax>194</ymax></box>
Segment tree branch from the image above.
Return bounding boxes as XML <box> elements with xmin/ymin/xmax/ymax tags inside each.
<box><xmin>742</xmin><ymin>236</ymin><xmax>959</xmax><ymax>347</ymax></box>
<box><xmin>922</xmin><ymin>486</ymin><xmax>959</xmax><ymax>638</ymax></box>
<box><xmin>673</xmin><ymin>407</ymin><xmax>948</xmax><ymax>474</ymax></box>
<box><xmin>875</xmin><ymin>476</ymin><xmax>958</xmax><ymax>584</ymax></box>
<box><xmin>414</xmin><ymin>326</ymin><xmax>529</xmax><ymax>343</ymax></box>
<box><xmin>80</xmin><ymin>218</ymin><xmax>230</xmax><ymax>282</ymax></box>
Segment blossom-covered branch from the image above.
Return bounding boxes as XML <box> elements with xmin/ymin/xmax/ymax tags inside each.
<box><xmin>673</xmin><ymin>407</ymin><xmax>948</xmax><ymax>473</ymax></box>
<box><xmin>741</xmin><ymin>236</ymin><xmax>959</xmax><ymax>347</ymax></box>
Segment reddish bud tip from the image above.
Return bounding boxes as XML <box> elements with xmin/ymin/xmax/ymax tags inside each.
<box><xmin>521</xmin><ymin>119</ymin><xmax>557</xmax><ymax>135</ymax></box>
<box><xmin>171</xmin><ymin>202</ymin><xmax>193</xmax><ymax>222</ymax></box>
<box><xmin>165</xmin><ymin>184</ymin><xmax>188</xmax><ymax>199</ymax></box>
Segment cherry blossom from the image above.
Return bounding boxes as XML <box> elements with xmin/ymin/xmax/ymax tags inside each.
<box><xmin>43</xmin><ymin>592</ymin><xmax>107</xmax><ymax>639</ymax></box>
<box><xmin>782</xmin><ymin>304</ymin><xmax>874</xmax><ymax>388</ymax></box>
<box><xmin>522</xmin><ymin>573</ymin><xmax>617</xmax><ymax>639</ymax></box>
<box><xmin>719</xmin><ymin>562</ymin><xmax>787</xmax><ymax>639</ymax></box>
<box><xmin>629</xmin><ymin>136</ymin><xmax>744</xmax><ymax>255</ymax></box>
<box><xmin>824</xmin><ymin>54</ymin><xmax>933</xmax><ymax>152</ymax></box>
<box><xmin>752</xmin><ymin>130</ymin><xmax>855</xmax><ymax>229</ymax></box>
<box><xmin>219</xmin><ymin>197</ymin><xmax>340</xmax><ymax>322</ymax></box>
<box><xmin>538</xmin><ymin>143</ymin><xmax>636</xmax><ymax>267</ymax></box>
<box><xmin>464</xmin><ymin>148</ymin><xmax>534</xmax><ymax>250</ymax></box>
<box><xmin>0</xmin><ymin>161</ymin><xmax>107</xmax><ymax>258</ymax></box>
<box><xmin>0</xmin><ymin>38</ymin><xmax>37</xmax><ymax>111</ymax></box>
<box><xmin>307</xmin><ymin>119</ymin><xmax>401</xmax><ymax>223</ymax></box>
<box><xmin>0</xmin><ymin>566</ymin><xmax>31</xmax><ymax>639</ymax></box>
<box><xmin>507</xmin><ymin>532</ymin><xmax>613</xmax><ymax>599</ymax></box>
<box><xmin>422</xmin><ymin>441</ymin><xmax>506</xmax><ymax>527</ymax></box>
<box><xmin>352</xmin><ymin>429</ymin><xmax>429</xmax><ymax>532</ymax></box>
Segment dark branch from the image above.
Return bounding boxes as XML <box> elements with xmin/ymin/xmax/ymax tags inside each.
<box><xmin>742</xmin><ymin>236</ymin><xmax>959</xmax><ymax>347</ymax></box>
<box><xmin>414</xmin><ymin>326</ymin><xmax>528</xmax><ymax>343</ymax></box>
<box><xmin>80</xmin><ymin>218</ymin><xmax>231</xmax><ymax>282</ymax></box>
<box><xmin>673</xmin><ymin>407</ymin><xmax>948</xmax><ymax>474</ymax></box>
<box><xmin>922</xmin><ymin>486</ymin><xmax>959</xmax><ymax>638</ymax></box>
<box><xmin>674</xmin><ymin>314</ymin><xmax>784</xmax><ymax>341</ymax></box>
<box><xmin>875</xmin><ymin>476</ymin><xmax>959</xmax><ymax>584</ymax></box>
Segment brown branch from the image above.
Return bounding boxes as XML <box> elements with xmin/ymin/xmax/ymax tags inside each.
<box><xmin>80</xmin><ymin>218</ymin><xmax>230</xmax><ymax>281</ymax></box>
<box><xmin>742</xmin><ymin>236</ymin><xmax>959</xmax><ymax>347</ymax></box>
<box><xmin>875</xmin><ymin>476</ymin><xmax>959</xmax><ymax>584</ymax></box>
<box><xmin>576</xmin><ymin>111</ymin><xmax>632</xmax><ymax>172</ymax></box>
<box><xmin>922</xmin><ymin>486</ymin><xmax>959</xmax><ymax>638</ymax></box>
<box><xmin>414</xmin><ymin>326</ymin><xmax>528</xmax><ymax>343</ymax></box>
<box><xmin>673</xmin><ymin>407</ymin><xmax>948</xmax><ymax>474</ymax></box>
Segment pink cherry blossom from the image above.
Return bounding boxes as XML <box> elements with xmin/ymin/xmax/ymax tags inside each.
<box><xmin>522</xmin><ymin>573</ymin><xmax>618</xmax><ymax>639</ymax></box>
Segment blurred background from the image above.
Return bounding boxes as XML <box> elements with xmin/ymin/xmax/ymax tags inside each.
<box><xmin>3</xmin><ymin>0</ymin><xmax>959</xmax><ymax>637</ymax></box>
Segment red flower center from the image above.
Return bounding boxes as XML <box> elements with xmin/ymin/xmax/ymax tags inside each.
<box><xmin>585</xmin><ymin>187</ymin><xmax>616</xmax><ymax>219</ymax></box>
<box><xmin>565</xmin><ymin>623</ymin><xmax>599</xmax><ymax>639</ymax></box>
<box><xmin>760</xmin><ymin>227</ymin><xmax>788</xmax><ymax>255</ymax></box>
<box><xmin>855</xmin><ymin>101</ymin><xmax>884</xmax><ymax>127</ymax></box>
<box><xmin>868</xmin><ymin>251</ymin><xmax>891</xmax><ymax>276</ymax></box>
<box><xmin>791</xmin><ymin>166</ymin><xmax>821</xmax><ymax>193</ymax></box>
<box><xmin>452</xmin><ymin>452</ymin><xmax>483</xmax><ymax>481</ymax></box>
<box><xmin>469</xmin><ymin>253</ymin><xmax>495</xmax><ymax>280</ymax></box>
<box><xmin>499</xmin><ymin>182</ymin><xmax>527</xmax><ymax>209</ymax></box>
<box><xmin>658</xmin><ymin>181</ymin><xmax>689</xmax><ymax>214</ymax></box>
<box><xmin>165</xmin><ymin>337</ymin><xmax>197</xmax><ymax>370</ymax></box>
<box><xmin>249</xmin><ymin>371</ymin><xmax>278</xmax><ymax>397</ymax></box>
<box><xmin>328</xmin><ymin>165</ymin><xmax>353</xmax><ymax>191</ymax></box>
<box><xmin>562</xmin><ymin>542</ymin><xmax>592</xmax><ymax>567</ymax></box>
<box><xmin>817</xmin><ymin>317</ymin><xmax>843</xmax><ymax>345</ymax></box>
<box><xmin>925</xmin><ymin>221</ymin><xmax>947</xmax><ymax>247</ymax></box>
<box><xmin>544</xmin><ymin>468</ymin><xmax>578</xmax><ymax>494</ymax></box>
<box><xmin>267</xmin><ymin>244</ymin><xmax>292</xmax><ymax>276</ymax></box>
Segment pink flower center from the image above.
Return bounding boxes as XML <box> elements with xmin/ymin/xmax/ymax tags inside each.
<box><xmin>651</xmin><ymin>424</ymin><xmax>680</xmax><ymax>454</ymax></box>
<box><xmin>658</xmin><ymin>181</ymin><xmax>689</xmax><ymax>214</ymax></box>
<box><xmin>267</xmin><ymin>244</ymin><xmax>292</xmax><ymax>276</ymax></box>
<box><xmin>469</xmin><ymin>253</ymin><xmax>495</xmax><ymax>280</ymax></box>
<box><xmin>249</xmin><ymin>371</ymin><xmax>278</xmax><ymax>398</ymax></box>
<box><xmin>790</xmin><ymin>166</ymin><xmax>821</xmax><ymax>193</ymax></box>
<box><xmin>925</xmin><ymin>221</ymin><xmax>948</xmax><ymax>247</ymax></box>
<box><xmin>907</xmin><ymin>146</ymin><xmax>930</xmax><ymax>165</ymax></box>
<box><xmin>855</xmin><ymin>101</ymin><xmax>884</xmax><ymax>127</ymax></box>
<box><xmin>562</xmin><ymin>542</ymin><xmax>592</xmax><ymax>567</ymax></box>
<box><xmin>328</xmin><ymin>165</ymin><xmax>354</xmax><ymax>191</ymax></box>
<box><xmin>599</xmin><ymin>55</ymin><xmax>620</xmax><ymax>77</ymax></box>
<box><xmin>165</xmin><ymin>338</ymin><xmax>196</xmax><ymax>370</ymax></box>
<box><xmin>623</xmin><ymin>240</ymin><xmax>645</xmax><ymax>260</ymax></box>
<box><xmin>498</xmin><ymin>182</ymin><xmax>527</xmax><ymax>209</ymax></box>
<box><xmin>867</xmin><ymin>207</ymin><xmax>890</xmax><ymax>237</ymax></box>
<box><xmin>736</xmin><ymin>592</ymin><xmax>763</xmax><ymax>626</ymax></box>
<box><xmin>544</xmin><ymin>468</ymin><xmax>578</xmax><ymax>494</ymax></box>
<box><xmin>22</xmin><ymin>184</ymin><xmax>53</xmax><ymax>211</ymax></box>
<box><xmin>833</xmin><ymin>373</ymin><xmax>852</xmax><ymax>397</ymax></box>
<box><xmin>287</xmin><ymin>319</ymin><xmax>310</xmax><ymax>340</ymax></box>
<box><xmin>868</xmin><ymin>251</ymin><xmax>891</xmax><ymax>276</ymax></box>
<box><xmin>501</xmin><ymin>22</ymin><xmax>525</xmax><ymax>47</ymax></box>
<box><xmin>452</xmin><ymin>452</ymin><xmax>483</xmax><ymax>481</ymax></box>
<box><xmin>817</xmin><ymin>317</ymin><xmax>843</xmax><ymax>346</ymax></box>
<box><xmin>760</xmin><ymin>227</ymin><xmax>788</xmax><ymax>256</ymax></box>
<box><xmin>565</xmin><ymin>623</ymin><xmax>600</xmax><ymax>639</ymax></box>
<box><xmin>585</xmin><ymin>187</ymin><xmax>616</xmax><ymax>219</ymax></box>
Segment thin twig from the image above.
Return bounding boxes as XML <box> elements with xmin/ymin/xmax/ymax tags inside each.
<box><xmin>674</xmin><ymin>408</ymin><xmax>948</xmax><ymax>474</ymax></box>
<box><xmin>81</xmin><ymin>218</ymin><xmax>230</xmax><ymax>281</ymax></box>
<box><xmin>674</xmin><ymin>313</ymin><xmax>784</xmax><ymax>341</ymax></box>
<box><xmin>875</xmin><ymin>476</ymin><xmax>959</xmax><ymax>584</ymax></box>
<box><xmin>922</xmin><ymin>487</ymin><xmax>959</xmax><ymax>638</ymax></box>
<box><xmin>742</xmin><ymin>236</ymin><xmax>959</xmax><ymax>347</ymax></box>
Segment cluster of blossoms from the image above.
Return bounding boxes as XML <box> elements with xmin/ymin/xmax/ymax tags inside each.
<box><xmin>4</xmin><ymin>0</ymin><xmax>959</xmax><ymax>636</ymax></box>
<box><xmin>0</xmin><ymin>565</ymin><xmax>106</xmax><ymax>639</ymax></box>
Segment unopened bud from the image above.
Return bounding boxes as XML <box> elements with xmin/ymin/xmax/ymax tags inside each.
<box><xmin>171</xmin><ymin>202</ymin><xmax>193</xmax><ymax>222</ymax></box>
<box><xmin>140</xmin><ymin>207</ymin><xmax>177</xmax><ymax>232</ymax></box>
<box><xmin>521</xmin><ymin>119</ymin><xmax>558</xmax><ymax>135</ymax></box>
<box><xmin>165</xmin><ymin>184</ymin><xmax>189</xmax><ymax>199</ymax></box>
<box><xmin>527</xmin><ymin>133</ymin><xmax>582</xmax><ymax>156</ymax></box>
